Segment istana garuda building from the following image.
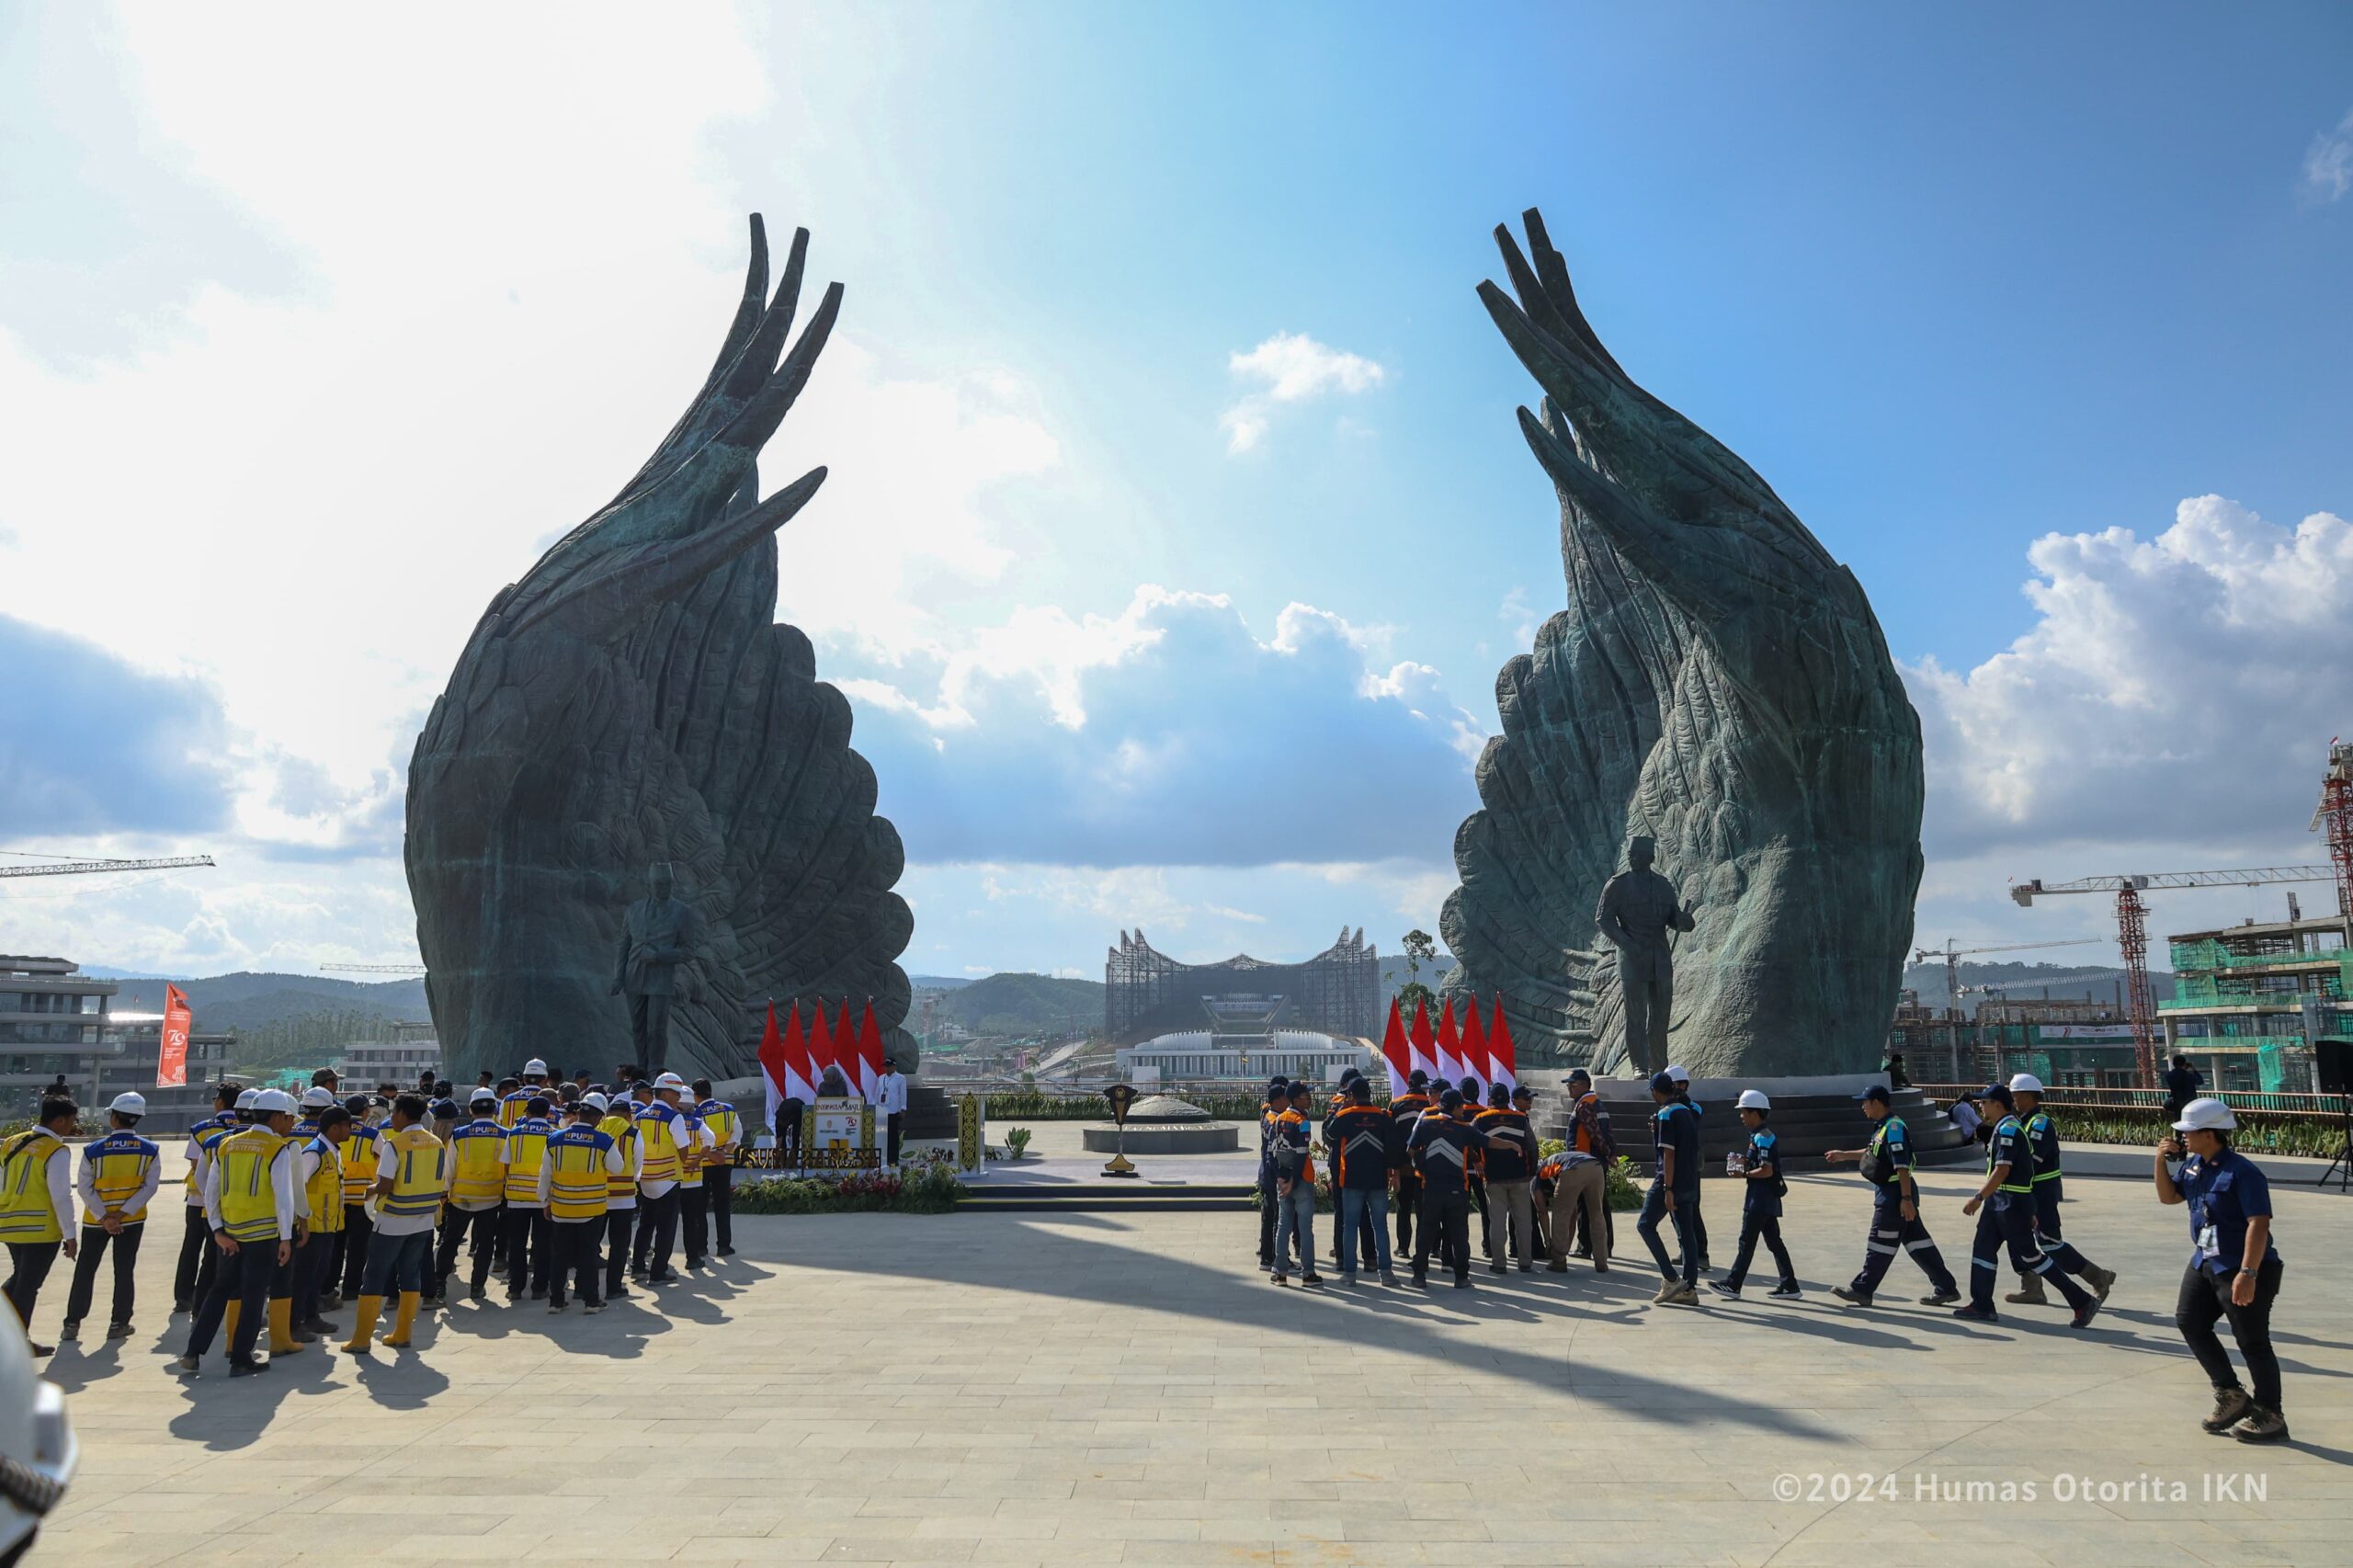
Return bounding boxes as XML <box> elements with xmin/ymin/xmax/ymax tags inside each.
<box><xmin>1103</xmin><ymin>927</ymin><xmax>1381</xmax><ymax>1048</ymax></box>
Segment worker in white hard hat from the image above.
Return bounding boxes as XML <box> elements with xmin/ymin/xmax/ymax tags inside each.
<box><xmin>174</xmin><ymin>1080</ymin><xmax>242</xmax><ymax>1316</ymax></box>
<box><xmin>2002</xmin><ymin>1074</ymin><xmax>2118</xmax><ymax>1309</ymax></box>
<box><xmin>2156</xmin><ymin>1097</ymin><xmax>2289</xmax><ymax>1443</ymax></box>
<box><xmin>629</xmin><ymin>1074</ymin><xmax>703</xmax><ymax>1285</ymax></box>
<box><xmin>1710</xmin><ymin>1090</ymin><xmax>1799</xmax><ymax>1301</ymax></box>
<box><xmin>58</xmin><ymin>1094</ymin><xmax>162</xmax><ymax>1344</ymax></box>
<box><xmin>182</xmin><ymin>1088</ymin><xmax>301</xmax><ymax>1376</ymax></box>
<box><xmin>0</xmin><ymin>1093</ymin><xmax>82</xmax><ymax>1358</ymax></box>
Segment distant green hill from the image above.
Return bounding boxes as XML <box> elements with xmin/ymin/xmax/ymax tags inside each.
<box><xmin>107</xmin><ymin>971</ymin><xmax>432</xmax><ymax>1029</ymax></box>
<box><xmin>934</xmin><ymin>972</ymin><xmax>1103</xmax><ymax>1038</ymax></box>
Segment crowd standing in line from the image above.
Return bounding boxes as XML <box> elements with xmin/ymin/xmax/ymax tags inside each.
<box><xmin>0</xmin><ymin>1058</ymin><xmax>742</xmax><ymax>1376</ymax></box>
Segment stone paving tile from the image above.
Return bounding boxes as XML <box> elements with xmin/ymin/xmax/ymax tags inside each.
<box><xmin>20</xmin><ymin>1162</ymin><xmax>2353</xmax><ymax>1566</ymax></box>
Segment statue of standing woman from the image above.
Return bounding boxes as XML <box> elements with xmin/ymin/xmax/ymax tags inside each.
<box><xmin>1595</xmin><ymin>835</ymin><xmax>1696</xmax><ymax>1075</ymax></box>
<box><xmin>612</xmin><ymin>862</ymin><xmax>703</xmax><ymax>1075</ymax></box>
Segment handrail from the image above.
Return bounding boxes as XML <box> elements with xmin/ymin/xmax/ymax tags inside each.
<box><xmin>1915</xmin><ymin>1082</ymin><xmax>2347</xmax><ymax>1120</ymax></box>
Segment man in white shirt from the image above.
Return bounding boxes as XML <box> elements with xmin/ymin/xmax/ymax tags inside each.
<box><xmin>173</xmin><ymin>1080</ymin><xmax>242</xmax><ymax>1315</ymax></box>
<box><xmin>629</xmin><ymin>1074</ymin><xmax>710</xmax><ymax>1286</ymax></box>
<box><xmin>875</xmin><ymin>1057</ymin><xmax>910</xmax><ymax>1171</ymax></box>
<box><xmin>63</xmin><ymin>1092</ymin><xmax>163</xmax><ymax>1342</ymax></box>
<box><xmin>0</xmin><ymin>1095</ymin><xmax>84</xmax><ymax>1357</ymax></box>
<box><xmin>535</xmin><ymin>1100</ymin><xmax>626</xmax><ymax>1312</ymax></box>
<box><xmin>182</xmin><ymin>1088</ymin><xmax>301</xmax><ymax>1376</ymax></box>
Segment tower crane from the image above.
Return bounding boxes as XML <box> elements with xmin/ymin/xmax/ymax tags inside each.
<box><xmin>1913</xmin><ymin>937</ymin><xmax>2108</xmax><ymax>1015</ymax></box>
<box><xmin>0</xmin><ymin>854</ymin><xmax>215</xmax><ymax>880</ymax></box>
<box><xmin>2011</xmin><ymin>865</ymin><xmax>2334</xmax><ymax>1086</ymax></box>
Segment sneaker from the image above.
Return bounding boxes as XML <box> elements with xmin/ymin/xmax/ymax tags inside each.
<box><xmin>175</xmin><ymin>1353</ymin><xmax>200</xmax><ymax>1375</ymax></box>
<box><xmin>317</xmin><ymin>1291</ymin><xmax>343</xmax><ymax>1312</ymax></box>
<box><xmin>1339</xmin><ymin>1272</ymin><xmax>1358</xmax><ymax>1288</ymax></box>
<box><xmin>1706</xmin><ymin>1281</ymin><xmax>1742</xmax><ymax>1301</ymax></box>
<box><xmin>1664</xmin><ymin>1285</ymin><xmax>1699</xmax><ymax>1305</ymax></box>
<box><xmin>1547</xmin><ymin>1260</ymin><xmax>1568</xmax><ymax>1274</ymax></box>
<box><xmin>1300</xmin><ymin>1272</ymin><xmax>1324</xmax><ymax>1287</ymax></box>
<box><xmin>1488</xmin><ymin>1263</ymin><xmax>1506</xmax><ymax>1276</ymax></box>
<box><xmin>1951</xmin><ymin>1303</ymin><xmax>1998</xmax><ymax>1323</ymax></box>
<box><xmin>2084</xmin><ymin>1265</ymin><xmax>2118</xmax><ymax>1301</ymax></box>
<box><xmin>1919</xmin><ymin>1289</ymin><xmax>1961</xmax><ymax>1307</ymax></box>
<box><xmin>717</xmin><ymin>1246</ymin><xmax>736</xmax><ymax>1257</ymax></box>
<box><xmin>547</xmin><ymin>1300</ymin><xmax>565</xmax><ymax>1313</ymax></box>
<box><xmin>1411</xmin><ymin>1272</ymin><xmax>1428</xmax><ymax>1287</ymax></box>
<box><xmin>1380</xmin><ymin>1270</ymin><xmax>1400</xmax><ymax>1288</ymax></box>
<box><xmin>584</xmin><ymin>1301</ymin><xmax>606</xmax><ymax>1314</ymax></box>
<box><xmin>107</xmin><ymin>1320</ymin><xmax>134</xmax><ymax>1337</ymax></box>
<box><xmin>1651</xmin><ymin>1278</ymin><xmax>1681</xmax><ymax>1304</ymax></box>
<box><xmin>300</xmin><ymin>1317</ymin><xmax>335</xmax><ymax>1336</ymax></box>
<box><xmin>2201</xmin><ymin>1387</ymin><xmax>2256</xmax><ymax>1435</ymax></box>
<box><xmin>1832</xmin><ymin>1286</ymin><xmax>1872</xmax><ymax>1308</ymax></box>
<box><xmin>1518</xmin><ymin>1263</ymin><xmax>1534</xmax><ymax>1273</ymax></box>
<box><xmin>228</xmin><ymin>1357</ymin><xmax>267</xmax><ymax>1377</ymax></box>
<box><xmin>1453</xmin><ymin>1276</ymin><xmax>1472</xmax><ymax>1289</ymax></box>
<box><xmin>57</xmin><ymin>1320</ymin><xmax>79</xmax><ymax>1344</ymax></box>
<box><xmin>2069</xmin><ymin>1300</ymin><xmax>2101</xmax><ymax>1330</ymax></box>
<box><xmin>2229</xmin><ymin>1407</ymin><xmax>2290</xmax><ymax>1445</ymax></box>
<box><xmin>1768</xmin><ymin>1281</ymin><xmax>1802</xmax><ymax>1299</ymax></box>
<box><xmin>1270</xmin><ymin>1272</ymin><xmax>1290</xmax><ymax>1287</ymax></box>
<box><xmin>27</xmin><ymin>1342</ymin><xmax>53</xmax><ymax>1358</ymax></box>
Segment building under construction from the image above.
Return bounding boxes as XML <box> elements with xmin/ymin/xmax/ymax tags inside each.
<box><xmin>2159</xmin><ymin>909</ymin><xmax>2346</xmax><ymax>1092</ymax></box>
<box><xmin>1104</xmin><ymin>927</ymin><xmax>1381</xmax><ymax>1046</ymax></box>
<box><xmin>1888</xmin><ymin>992</ymin><xmax>2139</xmax><ymax>1086</ymax></box>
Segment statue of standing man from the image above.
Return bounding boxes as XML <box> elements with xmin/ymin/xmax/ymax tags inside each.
<box><xmin>612</xmin><ymin>861</ymin><xmax>703</xmax><ymax>1076</ymax></box>
<box><xmin>1595</xmin><ymin>835</ymin><xmax>1696</xmax><ymax>1076</ymax></box>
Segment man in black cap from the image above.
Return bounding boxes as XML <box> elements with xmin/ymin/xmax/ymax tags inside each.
<box><xmin>1634</xmin><ymin>1071</ymin><xmax>1701</xmax><ymax>1304</ymax></box>
<box><xmin>1256</xmin><ymin>1076</ymin><xmax>1290</xmax><ymax>1270</ymax></box>
<box><xmin>1826</xmin><ymin>1085</ymin><xmax>1961</xmax><ymax>1307</ymax></box>
<box><xmin>1387</xmin><ymin>1069</ymin><xmax>1434</xmax><ymax>1258</ymax></box>
<box><xmin>1406</xmin><ymin>1088</ymin><xmax>1484</xmax><ymax>1288</ymax></box>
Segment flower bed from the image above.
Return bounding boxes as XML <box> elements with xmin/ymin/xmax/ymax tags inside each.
<box><xmin>733</xmin><ymin>1156</ymin><xmax>964</xmax><ymax>1214</ymax></box>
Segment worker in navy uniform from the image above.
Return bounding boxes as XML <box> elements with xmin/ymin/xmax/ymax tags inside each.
<box><xmin>1267</xmin><ymin>1082</ymin><xmax>1323</xmax><ymax>1287</ymax></box>
<box><xmin>1709</xmin><ymin>1090</ymin><xmax>1797</xmax><ymax>1300</ymax></box>
<box><xmin>1827</xmin><ymin>1085</ymin><xmax>1961</xmax><ymax>1307</ymax></box>
<box><xmin>1634</xmin><ymin>1072</ymin><xmax>1700</xmax><ymax>1304</ymax></box>
<box><xmin>1406</xmin><ymin>1088</ymin><xmax>1483</xmax><ymax>1288</ymax></box>
<box><xmin>1256</xmin><ymin>1076</ymin><xmax>1291</xmax><ymax>1270</ymax></box>
<box><xmin>1665</xmin><ymin>1065</ymin><xmax>1710</xmax><ymax>1273</ymax></box>
<box><xmin>1325</xmin><ymin>1070</ymin><xmax>1379</xmax><ymax>1271</ymax></box>
<box><xmin>1326</xmin><ymin>1077</ymin><xmax>1400</xmax><ymax>1287</ymax></box>
<box><xmin>2003</xmin><ymin>1074</ymin><xmax>2118</xmax><ymax>1307</ymax></box>
<box><xmin>1508</xmin><ymin>1085</ymin><xmax>1550</xmax><ymax>1260</ymax></box>
<box><xmin>1474</xmin><ymin>1084</ymin><xmax>1539</xmax><ymax>1272</ymax></box>
<box><xmin>1388</xmin><ymin>1069</ymin><xmax>1433</xmax><ymax>1257</ymax></box>
<box><xmin>61</xmin><ymin>1093</ymin><xmax>163</xmax><ymax>1342</ymax></box>
<box><xmin>1457</xmin><ymin>1075</ymin><xmax>1491</xmax><ymax>1257</ymax></box>
<box><xmin>1953</xmin><ymin>1083</ymin><xmax>2100</xmax><ymax>1327</ymax></box>
<box><xmin>2154</xmin><ymin>1097</ymin><xmax>2289</xmax><ymax>1443</ymax></box>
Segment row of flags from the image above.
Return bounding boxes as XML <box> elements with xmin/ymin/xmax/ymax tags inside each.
<box><xmin>756</xmin><ymin>999</ymin><xmax>888</xmax><ymax>1127</ymax></box>
<box><xmin>1377</xmin><ymin>994</ymin><xmax>1518</xmax><ymax>1096</ymax></box>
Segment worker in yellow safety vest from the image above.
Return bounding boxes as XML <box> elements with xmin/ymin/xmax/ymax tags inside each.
<box><xmin>343</xmin><ymin>1092</ymin><xmax>449</xmax><ymax>1355</ymax></box>
<box><xmin>173</xmin><ymin>1080</ymin><xmax>242</xmax><ymax>1315</ymax></box>
<box><xmin>594</xmin><ymin>1095</ymin><xmax>642</xmax><ymax>1301</ymax></box>
<box><xmin>435</xmin><ymin>1088</ymin><xmax>507</xmax><ymax>1302</ymax></box>
<box><xmin>61</xmin><ymin>1093</ymin><xmax>162</xmax><ymax>1344</ymax></box>
<box><xmin>694</xmin><ymin>1079</ymin><xmax>742</xmax><ymax>1258</ymax></box>
<box><xmin>326</xmin><ymin>1093</ymin><xmax>381</xmax><ymax>1312</ymax></box>
<box><xmin>2</xmin><ymin>1093</ymin><xmax>85</xmax><ymax>1357</ymax></box>
<box><xmin>290</xmin><ymin>1104</ymin><xmax>353</xmax><ymax>1341</ymax></box>
<box><xmin>499</xmin><ymin>1096</ymin><xmax>556</xmax><ymax>1302</ymax></box>
<box><xmin>179</xmin><ymin>1087</ymin><xmax>301</xmax><ymax>1376</ymax></box>
<box><xmin>537</xmin><ymin>1100</ymin><xmax>624</xmax><ymax>1312</ymax></box>
<box><xmin>630</xmin><ymin>1074</ymin><xmax>702</xmax><ymax>1286</ymax></box>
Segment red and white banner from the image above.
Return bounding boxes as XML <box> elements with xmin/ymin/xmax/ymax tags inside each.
<box><xmin>156</xmin><ymin>983</ymin><xmax>192</xmax><ymax>1088</ymax></box>
<box><xmin>1378</xmin><ymin>996</ymin><xmax>1412</xmax><ymax>1091</ymax></box>
<box><xmin>858</xmin><ymin>999</ymin><xmax>886</xmax><ymax>1099</ymax></box>
<box><xmin>834</xmin><ymin>1000</ymin><xmax>865</xmax><ymax>1098</ymax></box>
<box><xmin>1486</xmin><ymin>995</ymin><xmax>1518</xmax><ymax>1092</ymax></box>
<box><xmin>806</xmin><ymin>999</ymin><xmax>835</xmax><ymax>1088</ymax></box>
<box><xmin>1407</xmin><ymin>998</ymin><xmax>1438</xmax><ymax>1086</ymax></box>
<box><xmin>1434</xmin><ymin>997</ymin><xmax>1463</xmax><ymax>1090</ymax></box>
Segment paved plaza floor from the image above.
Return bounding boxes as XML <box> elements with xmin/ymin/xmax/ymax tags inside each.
<box><xmin>26</xmin><ymin>1156</ymin><xmax>2353</xmax><ymax>1567</ymax></box>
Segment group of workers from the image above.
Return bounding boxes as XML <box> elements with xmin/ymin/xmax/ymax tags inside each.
<box><xmin>0</xmin><ymin>1056</ymin><xmax>745</xmax><ymax>1377</ymax></box>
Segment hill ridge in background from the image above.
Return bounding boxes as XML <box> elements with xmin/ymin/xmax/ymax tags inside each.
<box><xmin>1897</xmin><ymin>959</ymin><xmax>2173</xmax><ymax>1017</ymax></box>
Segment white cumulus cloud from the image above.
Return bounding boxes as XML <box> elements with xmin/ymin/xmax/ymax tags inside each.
<box><xmin>2301</xmin><ymin>107</ymin><xmax>2353</xmax><ymax>204</ymax></box>
<box><xmin>1219</xmin><ymin>331</ymin><xmax>1388</xmax><ymax>453</ymax></box>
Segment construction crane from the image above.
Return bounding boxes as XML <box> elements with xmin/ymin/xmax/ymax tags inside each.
<box><xmin>2311</xmin><ymin>738</ymin><xmax>2353</xmax><ymax>919</ymax></box>
<box><xmin>1913</xmin><ymin>937</ymin><xmax>2108</xmax><ymax>1015</ymax></box>
<box><xmin>2011</xmin><ymin>865</ymin><xmax>2335</xmax><ymax>1086</ymax></box>
<box><xmin>0</xmin><ymin>854</ymin><xmax>215</xmax><ymax>880</ymax></box>
<box><xmin>319</xmin><ymin>963</ymin><xmax>426</xmax><ymax>975</ymax></box>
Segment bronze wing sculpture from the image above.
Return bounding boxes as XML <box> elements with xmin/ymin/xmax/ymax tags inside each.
<box><xmin>405</xmin><ymin>217</ymin><xmax>914</xmax><ymax>1083</ymax></box>
<box><xmin>1441</xmin><ymin>210</ymin><xmax>1924</xmax><ymax>1077</ymax></box>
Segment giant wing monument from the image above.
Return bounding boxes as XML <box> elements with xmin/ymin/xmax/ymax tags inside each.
<box><xmin>1441</xmin><ymin>210</ymin><xmax>1924</xmax><ymax>1077</ymax></box>
<box><xmin>405</xmin><ymin>218</ymin><xmax>914</xmax><ymax>1084</ymax></box>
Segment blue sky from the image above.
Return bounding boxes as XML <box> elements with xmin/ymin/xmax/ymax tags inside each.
<box><xmin>3</xmin><ymin>3</ymin><xmax>2350</xmax><ymax>982</ymax></box>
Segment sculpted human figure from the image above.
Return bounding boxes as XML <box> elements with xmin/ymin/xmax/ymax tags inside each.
<box><xmin>1594</xmin><ymin>835</ymin><xmax>1695</xmax><ymax>1075</ymax></box>
<box><xmin>612</xmin><ymin>862</ymin><xmax>704</xmax><ymax>1075</ymax></box>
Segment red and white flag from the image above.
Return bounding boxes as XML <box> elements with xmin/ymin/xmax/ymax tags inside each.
<box><xmin>835</xmin><ymin>1000</ymin><xmax>866</xmax><ymax>1099</ymax></box>
<box><xmin>806</xmin><ymin>998</ymin><xmax>835</xmax><ymax>1090</ymax></box>
<box><xmin>1435</xmin><ymin>997</ymin><xmax>1463</xmax><ymax>1089</ymax></box>
<box><xmin>1487</xmin><ymin>995</ymin><xmax>1518</xmax><ymax>1093</ymax></box>
<box><xmin>1459</xmin><ymin>995</ymin><xmax>1491</xmax><ymax>1101</ymax></box>
<box><xmin>857</xmin><ymin>998</ymin><xmax>886</xmax><ymax>1099</ymax></box>
<box><xmin>1407</xmin><ymin>997</ymin><xmax>1439</xmax><ymax>1086</ymax></box>
<box><xmin>1378</xmin><ymin>996</ymin><xmax>1412</xmax><ymax>1092</ymax></box>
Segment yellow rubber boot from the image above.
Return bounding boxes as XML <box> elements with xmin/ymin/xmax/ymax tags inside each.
<box><xmin>340</xmin><ymin>1295</ymin><xmax>381</xmax><ymax>1353</ymax></box>
<box><xmin>383</xmin><ymin>1290</ymin><xmax>421</xmax><ymax>1348</ymax></box>
<box><xmin>267</xmin><ymin>1297</ymin><xmax>302</xmax><ymax>1355</ymax></box>
<box><xmin>223</xmin><ymin>1299</ymin><xmax>242</xmax><ymax>1346</ymax></box>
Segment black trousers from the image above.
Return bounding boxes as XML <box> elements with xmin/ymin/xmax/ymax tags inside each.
<box><xmin>1394</xmin><ymin>1170</ymin><xmax>1421</xmax><ymax>1254</ymax></box>
<box><xmin>1851</xmin><ymin>1190</ymin><xmax>1958</xmax><ymax>1297</ymax></box>
<box><xmin>499</xmin><ymin>1207</ymin><xmax>552</xmax><ymax>1296</ymax></box>
<box><xmin>604</xmin><ymin>1209</ymin><xmax>636</xmax><ymax>1298</ymax></box>
<box><xmin>2029</xmin><ymin>1184</ymin><xmax>2094</xmax><ymax>1275</ymax></box>
<box><xmin>705</xmin><ymin>1164</ymin><xmax>733</xmax><ymax>1253</ymax></box>
<box><xmin>1636</xmin><ymin>1184</ymin><xmax>1698</xmax><ymax>1286</ymax></box>
<box><xmin>2176</xmin><ymin>1256</ymin><xmax>2284</xmax><ymax>1412</ymax></box>
<box><xmin>337</xmin><ymin>1204</ymin><xmax>375</xmax><ymax>1294</ymax></box>
<box><xmin>187</xmin><ymin>1240</ymin><xmax>274</xmax><ymax>1363</ymax></box>
<box><xmin>292</xmin><ymin>1231</ymin><xmax>337</xmax><ymax>1322</ymax></box>
<box><xmin>64</xmin><ymin>1222</ymin><xmax>144</xmax><ymax>1324</ymax></box>
<box><xmin>886</xmin><ymin>1112</ymin><xmax>904</xmax><ymax>1166</ymax></box>
<box><xmin>1725</xmin><ymin>1210</ymin><xmax>1795</xmax><ymax>1290</ymax></box>
<box><xmin>636</xmin><ymin>1188</ymin><xmax>681</xmax><ymax>1279</ymax></box>
<box><xmin>549</xmin><ymin>1221</ymin><xmax>604</xmax><ymax>1306</ymax></box>
<box><xmin>1468</xmin><ymin>1176</ymin><xmax>1490</xmax><ymax>1257</ymax></box>
<box><xmin>681</xmin><ymin>1183</ymin><xmax>709</xmax><ymax>1266</ymax></box>
<box><xmin>776</xmin><ymin>1101</ymin><xmax>804</xmax><ymax>1167</ymax></box>
<box><xmin>435</xmin><ymin>1206</ymin><xmax>501</xmax><ymax>1295</ymax></box>
<box><xmin>5</xmin><ymin>1239</ymin><xmax>63</xmax><ymax>1325</ymax></box>
<box><xmin>1413</xmin><ymin>1187</ymin><xmax>1471</xmax><ymax>1281</ymax></box>
<box><xmin>1968</xmin><ymin>1193</ymin><xmax>2091</xmax><ymax>1312</ymax></box>
<box><xmin>174</xmin><ymin>1205</ymin><xmax>212</xmax><ymax>1307</ymax></box>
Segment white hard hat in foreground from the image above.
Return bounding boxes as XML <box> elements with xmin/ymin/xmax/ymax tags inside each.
<box><xmin>2007</xmin><ymin>1073</ymin><xmax>2044</xmax><ymax>1096</ymax></box>
<box><xmin>1736</xmin><ymin>1089</ymin><xmax>1771</xmax><ymax>1110</ymax></box>
<box><xmin>2173</xmin><ymin>1096</ymin><xmax>2237</xmax><ymax>1133</ymax></box>
<box><xmin>107</xmin><ymin>1092</ymin><xmax>147</xmax><ymax>1117</ymax></box>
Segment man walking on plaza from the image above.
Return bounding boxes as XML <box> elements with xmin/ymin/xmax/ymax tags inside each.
<box><xmin>1828</xmin><ymin>1085</ymin><xmax>1960</xmax><ymax>1308</ymax></box>
<box><xmin>61</xmin><ymin>1093</ymin><xmax>160</xmax><ymax>1344</ymax></box>
<box><xmin>1635</xmin><ymin>1072</ymin><xmax>1699</xmax><ymax>1304</ymax></box>
<box><xmin>1954</xmin><ymin>1083</ymin><xmax>2100</xmax><ymax>1328</ymax></box>
<box><xmin>1325</xmin><ymin>1077</ymin><xmax>1399</xmax><ymax>1287</ymax></box>
<box><xmin>2005</xmin><ymin>1074</ymin><xmax>2118</xmax><ymax>1307</ymax></box>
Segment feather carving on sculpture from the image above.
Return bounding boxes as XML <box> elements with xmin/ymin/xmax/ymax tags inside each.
<box><xmin>405</xmin><ymin>218</ymin><xmax>914</xmax><ymax>1083</ymax></box>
